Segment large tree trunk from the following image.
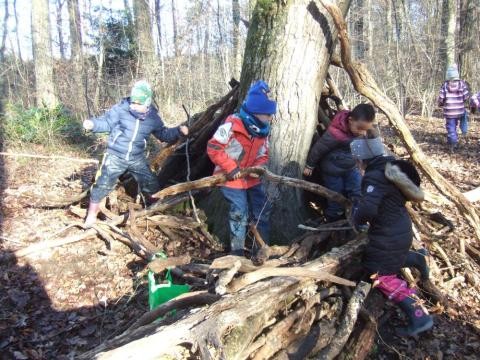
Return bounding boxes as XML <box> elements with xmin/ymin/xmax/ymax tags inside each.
<box><xmin>134</xmin><ymin>0</ymin><xmax>156</xmax><ymax>81</ymax></box>
<box><xmin>56</xmin><ymin>0</ymin><xmax>66</xmax><ymax>59</ymax></box>
<box><xmin>67</xmin><ymin>0</ymin><xmax>82</xmax><ymax>59</ymax></box>
<box><xmin>31</xmin><ymin>0</ymin><xmax>58</xmax><ymax>108</ymax></box>
<box><xmin>239</xmin><ymin>0</ymin><xmax>352</xmax><ymax>243</ymax></box>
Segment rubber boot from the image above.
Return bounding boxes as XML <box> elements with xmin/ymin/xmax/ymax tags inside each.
<box><xmin>396</xmin><ymin>297</ymin><xmax>433</xmax><ymax>337</ymax></box>
<box><xmin>405</xmin><ymin>248</ymin><xmax>430</xmax><ymax>280</ymax></box>
<box><xmin>84</xmin><ymin>202</ymin><xmax>100</xmax><ymax>228</ymax></box>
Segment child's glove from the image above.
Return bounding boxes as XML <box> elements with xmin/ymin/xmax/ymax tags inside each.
<box><xmin>179</xmin><ymin>125</ymin><xmax>189</xmax><ymax>136</ymax></box>
<box><xmin>226</xmin><ymin>167</ymin><xmax>241</xmax><ymax>181</ymax></box>
<box><xmin>303</xmin><ymin>165</ymin><xmax>314</xmax><ymax>177</ymax></box>
<box><xmin>83</xmin><ymin>119</ymin><xmax>94</xmax><ymax>131</ymax></box>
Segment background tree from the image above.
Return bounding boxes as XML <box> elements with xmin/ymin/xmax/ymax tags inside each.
<box><xmin>31</xmin><ymin>0</ymin><xmax>57</xmax><ymax>108</ymax></box>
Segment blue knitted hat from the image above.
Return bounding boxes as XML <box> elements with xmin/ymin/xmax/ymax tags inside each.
<box><xmin>243</xmin><ymin>80</ymin><xmax>277</xmax><ymax>115</ymax></box>
<box><xmin>446</xmin><ymin>64</ymin><xmax>459</xmax><ymax>81</ymax></box>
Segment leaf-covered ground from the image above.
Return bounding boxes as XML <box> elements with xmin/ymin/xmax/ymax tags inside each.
<box><xmin>1</xmin><ymin>115</ymin><xmax>480</xmax><ymax>359</ymax></box>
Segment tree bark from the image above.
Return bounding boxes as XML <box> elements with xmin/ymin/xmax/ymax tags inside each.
<box><xmin>134</xmin><ymin>0</ymin><xmax>156</xmax><ymax>80</ymax></box>
<box><xmin>56</xmin><ymin>0</ymin><xmax>66</xmax><ymax>59</ymax></box>
<box><xmin>67</xmin><ymin>0</ymin><xmax>82</xmax><ymax>59</ymax></box>
<box><xmin>322</xmin><ymin>0</ymin><xmax>480</xmax><ymax>253</ymax></box>
<box><xmin>171</xmin><ymin>0</ymin><xmax>179</xmax><ymax>57</ymax></box>
<box><xmin>458</xmin><ymin>0</ymin><xmax>476</xmax><ymax>84</ymax></box>
<box><xmin>442</xmin><ymin>0</ymin><xmax>457</xmax><ymax>70</ymax></box>
<box><xmin>0</xmin><ymin>0</ymin><xmax>8</xmax><ymax>62</ymax></box>
<box><xmin>13</xmin><ymin>0</ymin><xmax>22</xmax><ymax>61</ymax></box>
<box><xmin>31</xmin><ymin>0</ymin><xmax>58</xmax><ymax>107</ymax></box>
<box><xmin>232</xmin><ymin>0</ymin><xmax>241</xmax><ymax>78</ymax></box>
<box><xmin>239</xmin><ymin>0</ymin><xmax>352</xmax><ymax>243</ymax></box>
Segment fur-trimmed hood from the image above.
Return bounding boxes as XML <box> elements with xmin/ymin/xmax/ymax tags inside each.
<box><xmin>385</xmin><ymin>162</ymin><xmax>424</xmax><ymax>202</ymax></box>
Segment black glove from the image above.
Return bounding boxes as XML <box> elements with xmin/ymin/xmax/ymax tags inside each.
<box><xmin>226</xmin><ymin>167</ymin><xmax>241</xmax><ymax>181</ymax></box>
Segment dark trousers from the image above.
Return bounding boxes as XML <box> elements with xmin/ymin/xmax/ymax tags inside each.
<box><xmin>322</xmin><ymin>169</ymin><xmax>361</xmax><ymax>221</ymax></box>
<box><xmin>90</xmin><ymin>153</ymin><xmax>160</xmax><ymax>203</ymax></box>
<box><xmin>220</xmin><ymin>183</ymin><xmax>271</xmax><ymax>254</ymax></box>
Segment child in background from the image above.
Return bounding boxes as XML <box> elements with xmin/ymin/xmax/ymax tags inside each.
<box><xmin>207</xmin><ymin>81</ymin><xmax>276</xmax><ymax>256</ymax></box>
<box><xmin>350</xmin><ymin>130</ymin><xmax>433</xmax><ymax>337</ymax></box>
<box><xmin>437</xmin><ymin>64</ymin><xmax>470</xmax><ymax>151</ymax></box>
<box><xmin>83</xmin><ymin>80</ymin><xmax>188</xmax><ymax>227</ymax></box>
<box><xmin>303</xmin><ymin>104</ymin><xmax>375</xmax><ymax>222</ymax></box>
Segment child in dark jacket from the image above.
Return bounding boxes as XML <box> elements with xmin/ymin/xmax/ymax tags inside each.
<box><xmin>437</xmin><ymin>64</ymin><xmax>470</xmax><ymax>150</ymax></box>
<box><xmin>303</xmin><ymin>104</ymin><xmax>375</xmax><ymax>221</ymax></box>
<box><xmin>350</xmin><ymin>131</ymin><xmax>433</xmax><ymax>337</ymax></box>
<box><xmin>83</xmin><ymin>80</ymin><xmax>189</xmax><ymax>227</ymax></box>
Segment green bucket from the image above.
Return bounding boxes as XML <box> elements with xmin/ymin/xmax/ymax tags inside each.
<box><xmin>148</xmin><ymin>252</ymin><xmax>190</xmax><ymax>310</ymax></box>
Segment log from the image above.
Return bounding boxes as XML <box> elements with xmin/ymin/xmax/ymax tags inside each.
<box><xmin>226</xmin><ymin>267</ymin><xmax>356</xmax><ymax>293</ymax></box>
<box><xmin>148</xmin><ymin>254</ymin><xmax>192</xmax><ymax>274</ymax></box>
<box><xmin>127</xmin><ymin>291</ymin><xmax>220</xmax><ymax>331</ymax></box>
<box><xmin>320</xmin><ymin>0</ymin><xmax>480</xmax><ymax>253</ymax></box>
<box><xmin>315</xmin><ymin>281</ymin><xmax>371</xmax><ymax>360</ymax></box>
<box><xmin>82</xmin><ymin>236</ymin><xmax>367</xmax><ymax>359</ymax></box>
<box><xmin>210</xmin><ymin>255</ymin><xmax>289</xmax><ymax>273</ymax></box>
<box><xmin>153</xmin><ymin>167</ymin><xmax>349</xmax><ymax>206</ymax></box>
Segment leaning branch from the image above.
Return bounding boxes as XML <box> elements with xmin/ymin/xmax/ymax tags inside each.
<box><xmin>319</xmin><ymin>0</ymin><xmax>480</xmax><ymax>253</ymax></box>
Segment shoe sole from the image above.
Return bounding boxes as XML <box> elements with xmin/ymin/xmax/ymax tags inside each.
<box><xmin>409</xmin><ymin>318</ymin><xmax>434</xmax><ymax>336</ymax></box>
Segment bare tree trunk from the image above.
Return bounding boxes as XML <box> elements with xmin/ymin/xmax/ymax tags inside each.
<box><xmin>56</xmin><ymin>0</ymin><xmax>66</xmax><ymax>59</ymax></box>
<box><xmin>366</xmin><ymin>0</ymin><xmax>372</xmax><ymax>59</ymax></box>
<box><xmin>232</xmin><ymin>0</ymin><xmax>241</xmax><ymax>78</ymax></box>
<box><xmin>458</xmin><ymin>0</ymin><xmax>476</xmax><ymax>84</ymax></box>
<box><xmin>31</xmin><ymin>0</ymin><xmax>58</xmax><ymax>108</ymax></box>
<box><xmin>0</xmin><ymin>0</ymin><xmax>9</xmax><ymax>62</ymax></box>
<box><xmin>239</xmin><ymin>0</ymin><xmax>352</xmax><ymax>242</ymax></box>
<box><xmin>442</xmin><ymin>0</ymin><xmax>457</xmax><ymax>70</ymax></box>
<box><xmin>171</xmin><ymin>0</ymin><xmax>179</xmax><ymax>57</ymax></box>
<box><xmin>13</xmin><ymin>0</ymin><xmax>22</xmax><ymax>61</ymax></box>
<box><xmin>67</xmin><ymin>0</ymin><xmax>82</xmax><ymax>60</ymax></box>
<box><xmin>203</xmin><ymin>7</ymin><xmax>211</xmax><ymax>99</ymax></box>
<box><xmin>134</xmin><ymin>0</ymin><xmax>156</xmax><ymax>81</ymax></box>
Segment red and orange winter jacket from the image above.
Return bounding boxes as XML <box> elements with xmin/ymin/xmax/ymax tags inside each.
<box><xmin>207</xmin><ymin>114</ymin><xmax>268</xmax><ymax>189</ymax></box>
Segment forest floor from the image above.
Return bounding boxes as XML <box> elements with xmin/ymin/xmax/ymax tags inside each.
<box><xmin>1</xmin><ymin>115</ymin><xmax>480</xmax><ymax>359</ymax></box>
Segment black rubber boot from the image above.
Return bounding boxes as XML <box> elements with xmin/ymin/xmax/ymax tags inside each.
<box><xmin>396</xmin><ymin>297</ymin><xmax>433</xmax><ymax>337</ymax></box>
<box><xmin>405</xmin><ymin>248</ymin><xmax>430</xmax><ymax>280</ymax></box>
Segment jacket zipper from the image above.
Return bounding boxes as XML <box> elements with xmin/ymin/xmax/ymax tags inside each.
<box><xmin>126</xmin><ymin>119</ymin><xmax>140</xmax><ymax>161</ymax></box>
<box><xmin>112</xmin><ymin>133</ymin><xmax>121</xmax><ymax>145</ymax></box>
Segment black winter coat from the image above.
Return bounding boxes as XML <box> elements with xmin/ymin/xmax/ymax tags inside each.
<box><xmin>92</xmin><ymin>98</ymin><xmax>181</xmax><ymax>161</ymax></box>
<box><xmin>352</xmin><ymin>156</ymin><xmax>413</xmax><ymax>275</ymax></box>
<box><xmin>306</xmin><ymin>111</ymin><xmax>356</xmax><ymax>176</ymax></box>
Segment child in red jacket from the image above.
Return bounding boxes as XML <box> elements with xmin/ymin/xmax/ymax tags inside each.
<box><xmin>207</xmin><ymin>81</ymin><xmax>277</xmax><ymax>256</ymax></box>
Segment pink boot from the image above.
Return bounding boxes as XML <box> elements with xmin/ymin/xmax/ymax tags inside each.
<box><xmin>84</xmin><ymin>202</ymin><xmax>100</xmax><ymax>228</ymax></box>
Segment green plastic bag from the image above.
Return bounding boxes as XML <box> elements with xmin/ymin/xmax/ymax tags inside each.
<box><xmin>148</xmin><ymin>253</ymin><xmax>190</xmax><ymax>310</ymax></box>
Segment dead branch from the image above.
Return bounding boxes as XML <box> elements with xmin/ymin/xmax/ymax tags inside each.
<box><xmin>0</xmin><ymin>151</ymin><xmax>99</xmax><ymax>164</ymax></box>
<box><xmin>215</xmin><ymin>260</ymin><xmax>242</xmax><ymax>295</ymax></box>
<box><xmin>128</xmin><ymin>291</ymin><xmax>220</xmax><ymax>331</ymax></box>
<box><xmin>210</xmin><ymin>255</ymin><xmax>289</xmax><ymax>273</ymax></box>
<box><xmin>148</xmin><ymin>254</ymin><xmax>192</xmax><ymax>274</ymax></box>
<box><xmin>153</xmin><ymin>167</ymin><xmax>349</xmax><ymax>207</ymax></box>
<box><xmin>320</xmin><ymin>0</ymin><xmax>480</xmax><ymax>253</ymax></box>
<box><xmin>226</xmin><ymin>267</ymin><xmax>356</xmax><ymax>293</ymax></box>
<box><xmin>316</xmin><ymin>281</ymin><xmax>371</xmax><ymax>360</ymax></box>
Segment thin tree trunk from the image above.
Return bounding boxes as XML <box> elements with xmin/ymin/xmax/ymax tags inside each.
<box><xmin>13</xmin><ymin>0</ymin><xmax>22</xmax><ymax>61</ymax></box>
<box><xmin>0</xmin><ymin>0</ymin><xmax>9</xmax><ymax>62</ymax></box>
<box><xmin>171</xmin><ymin>0</ymin><xmax>179</xmax><ymax>57</ymax></box>
<box><xmin>134</xmin><ymin>0</ymin><xmax>156</xmax><ymax>81</ymax></box>
<box><xmin>31</xmin><ymin>0</ymin><xmax>58</xmax><ymax>107</ymax></box>
<box><xmin>442</xmin><ymin>0</ymin><xmax>457</xmax><ymax>70</ymax></box>
<box><xmin>239</xmin><ymin>0</ymin><xmax>352</xmax><ymax>243</ymax></box>
<box><xmin>56</xmin><ymin>0</ymin><xmax>66</xmax><ymax>59</ymax></box>
<box><xmin>232</xmin><ymin>0</ymin><xmax>241</xmax><ymax>78</ymax></box>
<box><xmin>67</xmin><ymin>0</ymin><xmax>82</xmax><ymax>60</ymax></box>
